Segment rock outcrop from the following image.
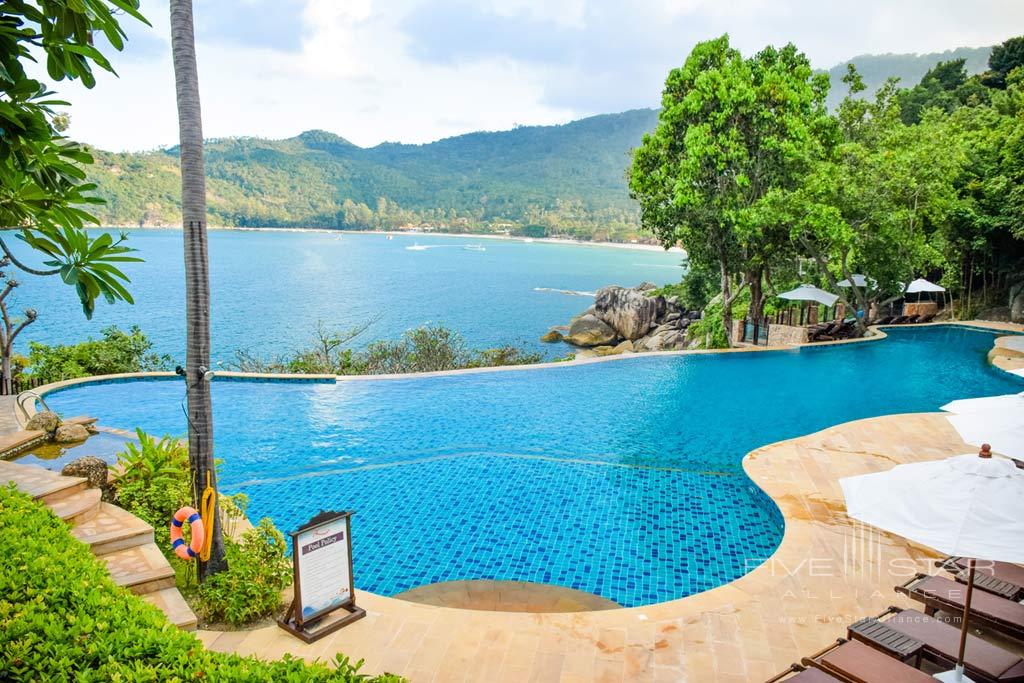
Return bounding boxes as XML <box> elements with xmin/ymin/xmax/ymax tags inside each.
<box><xmin>54</xmin><ymin>423</ymin><xmax>90</xmax><ymax>443</ymax></box>
<box><xmin>565</xmin><ymin>314</ymin><xmax>618</xmax><ymax>347</ymax></box>
<box><xmin>1011</xmin><ymin>282</ymin><xmax>1024</xmax><ymax>324</ymax></box>
<box><xmin>556</xmin><ymin>284</ymin><xmax>701</xmax><ymax>355</ymax></box>
<box><xmin>26</xmin><ymin>411</ymin><xmax>61</xmax><ymax>433</ymax></box>
<box><xmin>61</xmin><ymin>456</ymin><xmax>113</xmax><ymax>500</ymax></box>
<box><xmin>540</xmin><ymin>329</ymin><xmax>564</xmax><ymax>343</ymax></box>
<box><xmin>593</xmin><ymin>286</ymin><xmax>663</xmax><ymax>340</ymax></box>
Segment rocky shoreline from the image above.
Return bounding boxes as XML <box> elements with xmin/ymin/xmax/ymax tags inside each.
<box><xmin>542</xmin><ymin>283</ymin><xmax>701</xmax><ymax>357</ymax></box>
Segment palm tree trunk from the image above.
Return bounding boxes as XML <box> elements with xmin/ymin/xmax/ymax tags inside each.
<box><xmin>169</xmin><ymin>0</ymin><xmax>226</xmax><ymax>578</ymax></box>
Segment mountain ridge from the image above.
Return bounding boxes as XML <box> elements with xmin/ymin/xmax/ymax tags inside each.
<box><xmin>86</xmin><ymin>45</ymin><xmax>995</xmax><ymax>240</ymax></box>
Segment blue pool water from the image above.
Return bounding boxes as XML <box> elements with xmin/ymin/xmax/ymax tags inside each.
<box><xmin>6</xmin><ymin>230</ymin><xmax>682</xmax><ymax>362</ymax></box>
<box><xmin>43</xmin><ymin>326</ymin><xmax>1023</xmax><ymax>606</ymax></box>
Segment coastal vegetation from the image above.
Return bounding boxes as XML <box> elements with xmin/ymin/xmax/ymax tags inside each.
<box><xmin>228</xmin><ymin>323</ymin><xmax>546</xmax><ymax>375</ymax></box>
<box><xmin>630</xmin><ymin>34</ymin><xmax>1024</xmax><ymax>345</ymax></box>
<box><xmin>24</xmin><ymin>325</ymin><xmax>171</xmax><ymax>383</ymax></box>
<box><xmin>0</xmin><ymin>484</ymin><xmax>403</xmax><ymax>681</ymax></box>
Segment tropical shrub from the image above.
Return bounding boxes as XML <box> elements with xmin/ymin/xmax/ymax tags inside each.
<box><xmin>196</xmin><ymin>518</ymin><xmax>292</xmax><ymax>626</ymax></box>
<box><xmin>25</xmin><ymin>326</ymin><xmax>172</xmax><ymax>383</ymax></box>
<box><xmin>229</xmin><ymin>324</ymin><xmax>544</xmax><ymax>375</ymax></box>
<box><xmin>0</xmin><ymin>484</ymin><xmax>403</xmax><ymax>682</ymax></box>
<box><xmin>111</xmin><ymin>429</ymin><xmax>191</xmax><ymax>531</ymax></box>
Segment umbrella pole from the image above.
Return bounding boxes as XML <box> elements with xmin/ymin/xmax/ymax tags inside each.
<box><xmin>955</xmin><ymin>558</ymin><xmax>976</xmax><ymax>681</ymax></box>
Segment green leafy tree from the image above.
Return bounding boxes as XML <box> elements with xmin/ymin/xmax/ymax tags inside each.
<box><xmin>629</xmin><ymin>36</ymin><xmax>833</xmax><ymax>345</ymax></box>
<box><xmin>985</xmin><ymin>36</ymin><xmax>1024</xmax><ymax>88</ymax></box>
<box><xmin>0</xmin><ymin>0</ymin><xmax>147</xmax><ymax>317</ymax></box>
<box><xmin>25</xmin><ymin>325</ymin><xmax>171</xmax><ymax>382</ymax></box>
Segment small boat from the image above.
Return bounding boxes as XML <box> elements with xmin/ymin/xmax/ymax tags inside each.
<box><xmin>523</xmin><ymin>238</ymin><xmax>534</xmax><ymax>243</ymax></box>
<box><xmin>406</xmin><ymin>243</ymin><xmax>428</xmax><ymax>251</ymax></box>
<box><xmin>463</xmin><ymin>244</ymin><xmax>486</xmax><ymax>252</ymax></box>
<box><xmin>386</xmin><ymin>234</ymin><xmax>393</xmax><ymax>240</ymax></box>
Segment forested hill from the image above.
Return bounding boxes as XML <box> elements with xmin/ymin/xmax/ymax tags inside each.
<box><xmin>824</xmin><ymin>46</ymin><xmax>992</xmax><ymax>109</ymax></box>
<box><xmin>89</xmin><ymin>109</ymin><xmax>660</xmax><ymax>240</ymax></box>
<box><xmin>87</xmin><ymin>45</ymin><xmax>995</xmax><ymax>239</ymax></box>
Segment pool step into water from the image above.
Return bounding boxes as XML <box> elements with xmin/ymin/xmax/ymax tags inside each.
<box><xmin>0</xmin><ymin>457</ymin><xmax>197</xmax><ymax>631</ymax></box>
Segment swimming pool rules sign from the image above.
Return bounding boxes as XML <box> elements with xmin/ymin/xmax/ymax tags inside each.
<box><xmin>278</xmin><ymin>510</ymin><xmax>365</xmax><ymax>642</ymax></box>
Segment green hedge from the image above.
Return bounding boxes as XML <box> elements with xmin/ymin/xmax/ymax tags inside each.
<box><xmin>0</xmin><ymin>485</ymin><xmax>403</xmax><ymax>682</ymax></box>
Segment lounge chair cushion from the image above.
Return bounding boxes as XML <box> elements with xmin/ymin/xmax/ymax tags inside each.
<box><xmin>789</xmin><ymin>668</ymin><xmax>843</xmax><ymax>682</ymax></box>
<box><xmin>816</xmin><ymin>640</ymin><xmax>933</xmax><ymax>682</ymax></box>
<box><xmin>889</xmin><ymin>609</ymin><xmax>1024</xmax><ymax>682</ymax></box>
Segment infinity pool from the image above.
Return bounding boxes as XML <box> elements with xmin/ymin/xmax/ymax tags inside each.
<box><xmin>43</xmin><ymin>326</ymin><xmax>1022</xmax><ymax>606</ymax></box>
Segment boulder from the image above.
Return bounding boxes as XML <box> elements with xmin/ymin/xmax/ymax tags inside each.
<box><xmin>575</xmin><ymin>349</ymin><xmax>598</xmax><ymax>359</ymax></box>
<box><xmin>636</xmin><ymin>282</ymin><xmax>658</xmax><ymax>292</ymax></box>
<box><xmin>593</xmin><ymin>345</ymin><xmax>620</xmax><ymax>356</ymax></box>
<box><xmin>25</xmin><ymin>411</ymin><xmax>61</xmax><ymax>433</ymax></box>
<box><xmin>540</xmin><ymin>329</ymin><xmax>564</xmax><ymax>343</ymax></box>
<box><xmin>61</xmin><ymin>456</ymin><xmax>108</xmax><ymax>489</ymax></box>
<box><xmin>613</xmin><ymin>340</ymin><xmax>635</xmax><ymax>354</ymax></box>
<box><xmin>1011</xmin><ymin>282</ymin><xmax>1024</xmax><ymax>323</ymax></box>
<box><xmin>594</xmin><ymin>286</ymin><xmax>661</xmax><ymax>340</ymax></box>
<box><xmin>53</xmin><ymin>423</ymin><xmax>90</xmax><ymax>444</ymax></box>
<box><xmin>641</xmin><ymin>334</ymin><xmax>668</xmax><ymax>351</ymax></box>
<box><xmin>565</xmin><ymin>314</ymin><xmax>618</xmax><ymax>347</ymax></box>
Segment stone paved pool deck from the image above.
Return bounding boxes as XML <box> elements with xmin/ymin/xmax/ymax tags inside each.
<box><xmin>7</xmin><ymin>320</ymin><xmax>1023</xmax><ymax>682</ymax></box>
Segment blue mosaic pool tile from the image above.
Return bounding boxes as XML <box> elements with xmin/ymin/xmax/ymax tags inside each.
<box><xmin>241</xmin><ymin>454</ymin><xmax>784</xmax><ymax>607</ymax></box>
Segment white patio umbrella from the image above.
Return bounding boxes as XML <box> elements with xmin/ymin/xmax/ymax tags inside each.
<box><xmin>778</xmin><ymin>284</ymin><xmax>839</xmax><ymax>307</ymax></box>
<box><xmin>941</xmin><ymin>393</ymin><xmax>1024</xmax><ymax>415</ymax></box>
<box><xmin>945</xmin><ymin>408</ymin><xmax>1024</xmax><ymax>459</ymax></box>
<box><xmin>836</xmin><ymin>273</ymin><xmax>875</xmax><ymax>288</ymax></box>
<box><xmin>841</xmin><ymin>449</ymin><xmax>1024</xmax><ymax>682</ymax></box>
<box><xmin>906</xmin><ymin>278</ymin><xmax>946</xmax><ymax>294</ymax></box>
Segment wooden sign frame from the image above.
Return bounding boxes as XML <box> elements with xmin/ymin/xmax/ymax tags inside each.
<box><xmin>277</xmin><ymin>509</ymin><xmax>365</xmax><ymax>643</ymax></box>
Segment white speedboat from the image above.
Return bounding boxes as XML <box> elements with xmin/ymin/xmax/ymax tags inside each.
<box><xmin>406</xmin><ymin>243</ymin><xmax>428</xmax><ymax>251</ymax></box>
<box><xmin>463</xmin><ymin>244</ymin><xmax>486</xmax><ymax>251</ymax></box>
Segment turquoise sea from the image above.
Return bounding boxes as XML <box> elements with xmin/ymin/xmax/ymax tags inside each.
<box><xmin>5</xmin><ymin>230</ymin><xmax>683</xmax><ymax>362</ymax></box>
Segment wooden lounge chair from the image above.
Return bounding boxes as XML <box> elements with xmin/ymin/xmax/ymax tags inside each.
<box><xmin>936</xmin><ymin>558</ymin><xmax>1024</xmax><ymax>602</ymax></box>
<box><xmin>917</xmin><ymin>312</ymin><xmax>937</xmax><ymax>323</ymax></box>
<box><xmin>874</xmin><ymin>316</ymin><xmax>895</xmax><ymax>325</ymax></box>
<box><xmin>891</xmin><ymin>315</ymin><xmax>910</xmax><ymax>324</ymax></box>
<box><xmin>802</xmin><ymin>638</ymin><xmax>934</xmax><ymax>682</ymax></box>
<box><xmin>764</xmin><ymin>663</ymin><xmax>844</xmax><ymax>682</ymax></box>
<box><xmin>939</xmin><ymin>557</ymin><xmax>1024</xmax><ymax>588</ymax></box>
<box><xmin>896</xmin><ymin>574</ymin><xmax>1024</xmax><ymax>642</ymax></box>
<box><xmin>849</xmin><ymin>608</ymin><xmax>1024</xmax><ymax>683</ymax></box>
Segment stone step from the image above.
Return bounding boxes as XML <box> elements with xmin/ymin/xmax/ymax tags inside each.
<box><xmin>140</xmin><ymin>587</ymin><xmax>198</xmax><ymax>631</ymax></box>
<box><xmin>102</xmin><ymin>542</ymin><xmax>176</xmax><ymax>595</ymax></box>
<box><xmin>0</xmin><ymin>460</ymin><xmax>87</xmax><ymax>503</ymax></box>
<box><xmin>48</xmin><ymin>487</ymin><xmax>102</xmax><ymax>525</ymax></box>
<box><xmin>71</xmin><ymin>503</ymin><xmax>155</xmax><ymax>555</ymax></box>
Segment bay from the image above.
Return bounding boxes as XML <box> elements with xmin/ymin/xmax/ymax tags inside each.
<box><xmin>6</xmin><ymin>230</ymin><xmax>683</xmax><ymax>363</ymax></box>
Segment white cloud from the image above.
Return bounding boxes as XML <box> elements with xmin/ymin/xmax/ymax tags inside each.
<box><xmin>47</xmin><ymin>0</ymin><xmax>1024</xmax><ymax>152</ymax></box>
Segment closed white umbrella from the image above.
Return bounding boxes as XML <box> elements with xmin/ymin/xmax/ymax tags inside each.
<box><xmin>778</xmin><ymin>284</ymin><xmax>839</xmax><ymax>307</ymax></box>
<box><xmin>841</xmin><ymin>450</ymin><xmax>1024</xmax><ymax>682</ymax></box>
<box><xmin>946</xmin><ymin>408</ymin><xmax>1024</xmax><ymax>459</ymax></box>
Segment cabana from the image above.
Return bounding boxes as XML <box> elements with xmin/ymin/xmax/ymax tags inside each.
<box><xmin>905</xmin><ymin>277</ymin><xmax>946</xmax><ymax>318</ymax></box>
<box><xmin>767</xmin><ymin>284</ymin><xmax>843</xmax><ymax>345</ymax></box>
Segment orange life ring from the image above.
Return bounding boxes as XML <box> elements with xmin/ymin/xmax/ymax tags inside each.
<box><xmin>169</xmin><ymin>506</ymin><xmax>205</xmax><ymax>561</ymax></box>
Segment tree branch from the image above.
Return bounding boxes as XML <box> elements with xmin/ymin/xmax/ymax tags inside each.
<box><xmin>0</xmin><ymin>236</ymin><xmax>61</xmax><ymax>276</ymax></box>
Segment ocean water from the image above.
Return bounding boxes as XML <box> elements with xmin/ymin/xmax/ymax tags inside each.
<box><xmin>5</xmin><ymin>230</ymin><xmax>683</xmax><ymax>362</ymax></box>
<box><xmin>42</xmin><ymin>326</ymin><xmax>1023</xmax><ymax>606</ymax></box>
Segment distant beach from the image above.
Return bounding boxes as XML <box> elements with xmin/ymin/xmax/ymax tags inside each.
<box><xmin>96</xmin><ymin>224</ymin><xmax>686</xmax><ymax>255</ymax></box>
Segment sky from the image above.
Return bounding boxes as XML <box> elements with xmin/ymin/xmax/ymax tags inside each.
<box><xmin>48</xmin><ymin>0</ymin><xmax>1024</xmax><ymax>151</ymax></box>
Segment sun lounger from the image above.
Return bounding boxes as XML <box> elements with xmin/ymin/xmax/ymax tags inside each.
<box><xmin>917</xmin><ymin>313</ymin><xmax>937</xmax><ymax>323</ymax></box>
<box><xmin>765</xmin><ymin>663</ymin><xmax>844</xmax><ymax>682</ymax></box>
<box><xmin>849</xmin><ymin>608</ymin><xmax>1024</xmax><ymax>683</ymax></box>
<box><xmin>896</xmin><ymin>574</ymin><xmax>1024</xmax><ymax>641</ymax></box>
<box><xmin>891</xmin><ymin>315</ymin><xmax>910</xmax><ymax>324</ymax></box>
<box><xmin>802</xmin><ymin>638</ymin><xmax>934</xmax><ymax>682</ymax></box>
<box><xmin>937</xmin><ymin>558</ymin><xmax>1024</xmax><ymax>602</ymax></box>
<box><xmin>873</xmin><ymin>316</ymin><xmax>895</xmax><ymax>325</ymax></box>
<box><xmin>940</xmin><ymin>557</ymin><xmax>1024</xmax><ymax>588</ymax></box>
